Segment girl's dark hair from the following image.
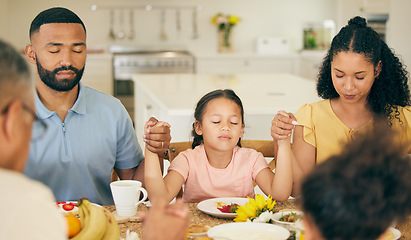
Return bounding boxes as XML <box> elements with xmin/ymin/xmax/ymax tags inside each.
<box><xmin>317</xmin><ymin>16</ymin><xmax>410</xmax><ymax>124</ymax></box>
<box><xmin>191</xmin><ymin>89</ymin><xmax>244</xmax><ymax>149</ymax></box>
<box><xmin>300</xmin><ymin>125</ymin><xmax>411</xmax><ymax>240</ymax></box>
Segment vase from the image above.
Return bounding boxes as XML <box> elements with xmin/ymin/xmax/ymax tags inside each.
<box><xmin>218</xmin><ymin>29</ymin><xmax>233</xmax><ymax>53</ymax></box>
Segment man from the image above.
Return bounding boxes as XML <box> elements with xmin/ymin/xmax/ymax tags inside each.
<box><xmin>24</xmin><ymin>7</ymin><xmax>171</xmax><ymax>205</ymax></box>
<box><xmin>0</xmin><ymin>39</ymin><xmax>66</xmax><ymax>239</ymax></box>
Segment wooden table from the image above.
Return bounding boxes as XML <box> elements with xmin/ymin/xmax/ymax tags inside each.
<box><xmin>105</xmin><ymin>199</ymin><xmax>411</xmax><ymax>239</ymax></box>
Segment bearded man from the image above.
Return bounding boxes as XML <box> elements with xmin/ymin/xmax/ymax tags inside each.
<box><xmin>24</xmin><ymin>7</ymin><xmax>171</xmax><ymax>205</ymax></box>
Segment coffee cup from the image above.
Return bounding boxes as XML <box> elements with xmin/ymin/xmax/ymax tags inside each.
<box><xmin>110</xmin><ymin>180</ymin><xmax>148</xmax><ymax>217</ymax></box>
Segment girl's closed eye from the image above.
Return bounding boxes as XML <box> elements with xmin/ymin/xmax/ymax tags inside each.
<box><xmin>231</xmin><ymin>122</ymin><xmax>238</xmax><ymax>125</ymax></box>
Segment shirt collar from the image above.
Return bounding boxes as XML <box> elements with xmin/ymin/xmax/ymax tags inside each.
<box><xmin>35</xmin><ymin>82</ymin><xmax>86</xmax><ymax>119</ymax></box>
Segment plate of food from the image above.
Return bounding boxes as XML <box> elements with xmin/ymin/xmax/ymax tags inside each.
<box><xmin>197</xmin><ymin>197</ymin><xmax>249</xmax><ymax>218</ymax></box>
<box><xmin>56</xmin><ymin>200</ymin><xmax>101</xmax><ymax>217</ymax></box>
<box><xmin>185</xmin><ymin>224</ymin><xmax>210</xmax><ymax>239</ymax></box>
<box><xmin>207</xmin><ymin>222</ymin><xmax>290</xmax><ymax>240</ymax></box>
<box><xmin>271</xmin><ymin>211</ymin><xmax>304</xmax><ymax>231</ymax></box>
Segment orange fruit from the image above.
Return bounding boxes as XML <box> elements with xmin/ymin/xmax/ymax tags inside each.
<box><xmin>65</xmin><ymin>215</ymin><xmax>81</xmax><ymax>238</ymax></box>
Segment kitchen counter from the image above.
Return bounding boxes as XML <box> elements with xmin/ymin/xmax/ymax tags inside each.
<box><xmin>132</xmin><ymin>73</ymin><xmax>321</xmax><ymax>145</ymax></box>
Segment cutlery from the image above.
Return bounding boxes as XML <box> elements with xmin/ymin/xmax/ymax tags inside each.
<box><xmin>176</xmin><ymin>9</ymin><xmax>181</xmax><ymax>38</ymax></box>
<box><xmin>128</xmin><ymin>10</ymin><xmax>135</xmax><ymax>40</ymax></box>
<box><xmin>160</xmin><ymin>9</ymin><xmax>167</xmax><ymax>41</ymax></box>
<box><xmin>192</xmin><ymin>9</ymin><xmax>199</xmax><ymax>39</ymax></box>
<box><xmin>117</xmin><ymin>10</ymin><xmax>125</xmax><ymax>40</ymax></box>
<box><xmin>108</xmin><ymin>9</ymin><xmax>116</xmax><ymax>40</ymax></box>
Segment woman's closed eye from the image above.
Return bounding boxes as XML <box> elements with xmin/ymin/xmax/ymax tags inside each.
<box><xmin>336</xmin><ymin>74</ymin><xmax>344</xmax><ymax>78</ymax></box>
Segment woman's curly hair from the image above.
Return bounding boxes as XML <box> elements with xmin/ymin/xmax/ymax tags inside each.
<box><xmin>317</xmin><ymin>16</ymin><xmax>410</xmax><ymax>124</ymax></box>
<box><xmin>300</xmin><ymin>124</ymin><xmax>411</xmax><ymax>240</ymax></box>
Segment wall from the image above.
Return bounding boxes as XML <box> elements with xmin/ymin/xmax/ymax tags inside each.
<box><xmin>389</xmin><ymin>0</ymin><xmax>411</xmax><ymax>70</ymax></box>
<box><xmin>0</xmin><ymin>0</ymin><xmax>8</xmax><ymax>40</ymax></box>
<box><xmin>3</xmin><ymin>0</ymin><xmax>338</xmax><ymax>54</ymax></box>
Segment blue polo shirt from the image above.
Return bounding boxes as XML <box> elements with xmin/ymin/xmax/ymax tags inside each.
<box><xmin>24</xmin><ymin>83</ymin><xmax>144</xmax><ymax>205</ymax></box>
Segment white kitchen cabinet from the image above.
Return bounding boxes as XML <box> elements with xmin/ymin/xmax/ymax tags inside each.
<box><xmin>337</xmin><ymin>0</ymin><xmax>390</xmax><ymax>27</ymax></box>
<box><xmin>82</xmin><ymin>53</ymin><xmax>113</xmax><ymax>96</ymax></box>
<box><xmin>298</xmin><ymin>50</ymin><xmax>327</xmax><ymax>81</ymax></box>
<box><xmin>196</xmin><ymin>54</ymin><xmax>299</xmax><ymax>74</ymax></box>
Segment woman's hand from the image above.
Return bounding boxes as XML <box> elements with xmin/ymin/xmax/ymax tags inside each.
<box><xmin>271</xmin><ymin>111</ymin><xmax>297</xmax><ymax>141</ymax></box>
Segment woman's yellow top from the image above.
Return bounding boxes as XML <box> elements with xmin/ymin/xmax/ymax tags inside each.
<box><xmin>295</xmin><ymin>100</ymin><xmax>411</xmax><ymax>164</ymax></box>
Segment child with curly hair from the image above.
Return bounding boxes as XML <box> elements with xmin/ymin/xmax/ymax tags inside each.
<box><xmin>272</xmin><ymin>16</ymin><xmax>411</xmax><ymax>195</ymax></box>
<box><xmin>300</xmin><ymin>125</ymin><xmax>411</xmax><ymax>240</ymax></box>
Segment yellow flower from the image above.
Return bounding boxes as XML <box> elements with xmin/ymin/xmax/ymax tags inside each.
<box><xmin>234</xmin><ymin>203</ymin><xmax>256</xmax><ymax>222</ymax></box>
<box><xmin>266</xmin><ymin>195</ymin><xmax>276</xmax><ymax>211</ymax></box>
<box><xmin>211</xmin><ymin>13</ymin><xmax>221</xmax><ymax>25</ymax></box>
<box><xmin>228</xmin><ymin>15</ymin><xmax>240</xmax><ymax>25</ymax></box>
<box><xmin>255</xmin><ymin>194</ymin><xmax>266</xmax><ymax>210</ymax></box>
<box><xmin>234</xmin><ymin>194</ymin><xmax>277</xmax><ymax>222</ymax></box>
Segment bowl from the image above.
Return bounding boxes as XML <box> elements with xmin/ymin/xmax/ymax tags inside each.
<box><xmin>271</xmin><ymin>211</ymin><xmax>304</xmax><ymax>231</ymax></box>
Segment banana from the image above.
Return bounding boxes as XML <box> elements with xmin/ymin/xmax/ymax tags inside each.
<box><xmin>101</xmin><ymin>207</ymin><xmax>120</xmax><ymax>240</ymax></box>
<box><xmin>71</xmin><ymin>198</ymin><xmax>108</xmax><ymax>240</ymax></box>
<box><xmin>78</xmin><ymin>201</ymin><xmax>88</xmax><ymax>230</ymax></box>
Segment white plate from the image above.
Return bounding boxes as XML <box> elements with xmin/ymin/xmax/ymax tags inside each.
<box><xmin>389</xmin><ymin>227</ymin><xmax>401</xmax><ymax>240</ymax></box>
<box><xmin>207</xmin><ymin>222</ymin><xmax>290</xmax><ymax>240</ymax></box>
<box><xmin>197</xmin><ymin>197</ymin><xmax>249</xmax><ymax>218</ymax></box>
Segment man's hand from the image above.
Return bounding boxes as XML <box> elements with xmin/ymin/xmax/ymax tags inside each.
<box><xmin>143</xmin><ymin>117</ymin><xmax>171</xmax><ymax>157</ymax></box>
<box><xmin>141</xmin><ymin>198</ymin><xmax>189</xmax><ymax>240</ymax></box>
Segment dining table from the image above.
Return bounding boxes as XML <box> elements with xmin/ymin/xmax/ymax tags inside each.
<box><xmin>104</xmin><ymin>199</ymin><xmax>411</xmax><ymax>239</ymax></box>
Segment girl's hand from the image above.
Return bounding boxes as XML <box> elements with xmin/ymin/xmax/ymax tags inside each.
<box><xmin>271</xmin><ymin>111</ymin><xmax>297</xmax><ymax>141</ymax></box>
<box><xmin>143</xmin><ymin>117</ymin><xmax>171</xmax><ymax>155</ymax></box>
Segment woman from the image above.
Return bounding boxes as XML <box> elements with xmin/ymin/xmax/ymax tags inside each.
<box><xmin>271</xmin><ymin>16</ymin><xmax>411</xmax><ymax>195</ymax></box>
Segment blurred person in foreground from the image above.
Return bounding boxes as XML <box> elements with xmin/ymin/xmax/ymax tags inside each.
<box><xmin>0</xmin><ymin>39</ymin><xmax>66</xmax><ymax>239</ymax></box>
<box><xmin>300</xmin><ymin>125</ymin><xmax>411</xmax><ymax>240</ymax></box>
<box><xmin>23</xmin><ymin>7</ymin><xmax>171</xmax><ymax>205</ymax></box>
<box><xmin>141</xmin><ymin>198</ymin><xmax>189</xmax><ymax>240</ymax></box>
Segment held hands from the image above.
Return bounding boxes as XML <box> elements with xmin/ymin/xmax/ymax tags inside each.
<box><xmin>271</xmin><ymin>111</ymin><xmax>298</xmax><ymax>142</ymax></box>
<box><xmin>143</xmin><ymin>117</ymin><xmax>171</xmax><ymax>156</ymax></box>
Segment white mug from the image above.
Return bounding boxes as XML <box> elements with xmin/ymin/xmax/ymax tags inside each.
<box><xmin>110</xmin><ymin>180</ymin><xmax>148</xmax><ymax>217</ymax></box>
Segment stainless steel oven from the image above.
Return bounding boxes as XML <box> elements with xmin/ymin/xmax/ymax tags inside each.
<box><xmin>111</xmin><ymin>46</ymin><xmax>195</xmax><ymax>122</ymax></box>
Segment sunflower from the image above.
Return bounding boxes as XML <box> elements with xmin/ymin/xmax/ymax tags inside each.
<box><xmin>234</xmin><ymin>194</ymin><xmax>277</xmax><ymax>222</ymax></box>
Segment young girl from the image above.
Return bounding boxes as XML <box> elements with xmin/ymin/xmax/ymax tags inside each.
<box><xmin>144</xmin><ymin>89</ymin><xmax>293</xmax><ymax>203</ymax></box>
<box><xmin>272</xmin><ymin>16</ymin><xmax>411</xmax><ymax>196</ymax></box>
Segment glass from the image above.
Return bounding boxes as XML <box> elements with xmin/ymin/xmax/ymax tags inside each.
<box><xmin>1</xmin><ymin>101</ymin><xmax>47</xmax><ymax>140</ymax></box>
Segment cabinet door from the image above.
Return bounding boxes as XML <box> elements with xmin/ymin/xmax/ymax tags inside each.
<box><xmin>248</xmin><ymin>58</ymin><xmax>296</xmax><ymax>74</ymax></box>
<box><xmin>197</xmin><ymin>58</ymin><xmax>246</xmax><ymax>74</ymax></box>
<box><xmin>197</xmin><ymin>56</ymin><xmax>296</xmax><ymax>74</ymax></box>
<box><xmin>82</xmin><ymin>54</ymin><xmax>113</xmax><ymax>95</ymax></box>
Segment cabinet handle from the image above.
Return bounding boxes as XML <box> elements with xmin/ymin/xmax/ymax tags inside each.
<box><xmin>146</xmin><ymin>104</ymin><xmax>152</xmax><ymax>110</ymax></box>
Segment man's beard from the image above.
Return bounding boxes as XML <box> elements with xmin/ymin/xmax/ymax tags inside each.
<box><xmin>36</xmin><ymin>57</ymin><xmax>85</xmax><ymax>92</ymax></box>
